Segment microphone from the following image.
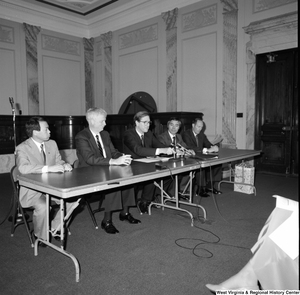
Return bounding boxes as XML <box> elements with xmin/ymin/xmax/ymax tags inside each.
<box><xmin>176</xmin><ymin>143</ymin><xmax>193</xmax><ymax>156</ymax></box>
<box><xmin>170</xmin><ymin>142</ymin><xmax>177</xmax><ymax>156</ymax></box>
<box><xmin>9</xmin><ymin>97</ymin><xmax>15</xmax><ymax>109</ymax></box>
<box><xmin>176</xmin><ymin>143</ymin><xmax>187</xmax><ymax>151</ymax></box>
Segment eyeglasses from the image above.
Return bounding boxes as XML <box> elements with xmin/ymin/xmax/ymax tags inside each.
<box><xmin>139</xmin><ymin>121</ymin><xmax>152</xmax><ymax>125</ymax></box>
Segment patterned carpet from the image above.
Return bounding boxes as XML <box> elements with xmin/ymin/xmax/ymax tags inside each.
<box><xmin>0</xmin><ymin>172</ymin><xmax>298</xmax><ymax>295</ymax></box>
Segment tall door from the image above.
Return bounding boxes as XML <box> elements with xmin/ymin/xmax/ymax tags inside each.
<box><xmin>255</xmin><ymin>48</ymin><xmax>298</xmax><ymax>175</ymax></box>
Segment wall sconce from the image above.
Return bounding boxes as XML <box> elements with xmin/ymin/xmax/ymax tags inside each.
<box><xmin>266</xmin><ymin>53</ymin><xmax>277</xmax><ymax>63</ymax></box>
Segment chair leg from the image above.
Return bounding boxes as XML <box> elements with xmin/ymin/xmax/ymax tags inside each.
<box><xmin>19</xmin><ymin>205</ymin><xmax>34</xmax><ymax>247</ymax></box>
<box><xmin>10</xmin><ymin>201</ymin><xmax>34</xmax><ymax>247</ymax></box>
<box><xmin>10</xmin><ymin>195</ymin><xmax>19</xmax><ymax>237</ymax></box>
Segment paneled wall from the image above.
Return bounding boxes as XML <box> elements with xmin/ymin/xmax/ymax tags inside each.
<box><xmin>38</xmin><ymin>30</ymin><xmax>85</xmax><ymax>115</ymax></box>
<box><xmin>0</xmin><ymin>0</ymin><xmax>298</xmax><ymax>158</ymax></box>
<box><xmin>112</xmin><ymin>17</ymin><xmax>164</xmax><ymax>113</ymax></box>
<box><xmin>0</xmin><ymin>19</ymin><xmax>26</xmax><ymax>115</ymax></box>
<box><xmin>178</xmin><ymin>3</ymin><xmax>221</xmax><ymax>139</ymax></box>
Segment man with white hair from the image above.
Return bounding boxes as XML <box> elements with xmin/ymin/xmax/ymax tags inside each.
<box><xmin>75</xmin><ymin>107</ymin><xmax>140</xmax><ymax>234</ymax></box>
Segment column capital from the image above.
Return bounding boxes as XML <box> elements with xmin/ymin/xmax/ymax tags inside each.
<box><xmin>101</xmin><ymin>32</ymin><xmax>112</xmax><ymax>48</ymax></box>
<box><xmin>220</xmin><ymin>0</ymin><xmax>238</xmax><ymax>13</ymax></box>
<box><xmin>162</xmin><ymin>8</ymin><xmax>178</xmax><ymax>31</ymax></box>
<box><xmin>83</xmin><ymin>37</ymin><xmax>94</xmax><ymax>51</ymax></box>
<box><xmin>23</xmin><ymin>23</ymin><xmax>41</xmax><ymax>42</ymax></box>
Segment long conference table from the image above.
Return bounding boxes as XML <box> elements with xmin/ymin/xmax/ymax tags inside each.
<box><xmin>17</xmin><ymin>148</ymin><xmax>261</xmax><ymax>282</ymax></box>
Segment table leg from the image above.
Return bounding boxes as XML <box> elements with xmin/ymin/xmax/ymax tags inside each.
<box><xmin>149</xmin><ymin>174</ymin><xmax>207</xmax><ymax>226</ymax></box>
<box><xmin>33</xmin><ymin>193</ymin><xmax>81</xmax><ymax>282</ymax></box>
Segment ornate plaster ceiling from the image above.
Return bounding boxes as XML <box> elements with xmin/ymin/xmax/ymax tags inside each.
<box><xmin>13</xmin><ymin>0</ymin><xmax>130</xmax><ymax>17</ymax></box>
<box><xmin>0</xmin><ymin>0</ymin><xmax>202</xmax><ymax>37</ymax></box>
<box><xmin>29</xmin><ymin>0</ymin><xmax>118</xmax><ymax>16</ymax></box>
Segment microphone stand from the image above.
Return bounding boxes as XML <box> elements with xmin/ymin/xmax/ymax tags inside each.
<box><xmin>176</xmin><ymin>143</ymin><xmax>194</xmax><ymax>157</ymax></box>
<box><xmin>7</xmin><ymin>97</ymin><xmax>26</xmax><ymax>224</ymax></box>
<box><xmin>169</xmin><ymin>143</ymin><xmax>182</xmax><ymax>162</ymax></box>
<box><xmin>9</xmin><ymin>97</ymin><xmax>17</xmax><ymax>162</ymax></box>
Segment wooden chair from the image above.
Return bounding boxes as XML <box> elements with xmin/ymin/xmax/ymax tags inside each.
<box><xmin>73</xmin><ymin>160</ymin><xmax>103</xmax><ymax>229</ymax></box>
<box><xmin>10</xmin><ymin>166</ymin><xmax>34</xmax><ymax>247</ymax></box>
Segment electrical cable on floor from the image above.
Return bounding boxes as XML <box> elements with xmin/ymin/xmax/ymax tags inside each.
<box><xmin>174</xmin><ymin>223</ymin><xmax>250</xmax><ymax>259</ymax></box>
<box><xmin>207</xmin><ymin>163</ymin><xmax>230</xmax><ymax>224</ymax></box>
<box><xmin>172</xmin><ymin>159</ymin><xmax>252</xmax><ymax>258</ymax></box>
<box><xmin>189</xmin><ymin>159</ymin><xmax>230</xmax><ymax>223</ymax></box>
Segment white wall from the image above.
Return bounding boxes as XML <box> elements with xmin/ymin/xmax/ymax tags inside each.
<box><xmin>0</xmin><ymin>0</ymin><xmax>298</xmax><ymax>173</ymax></box>
<box><xmin>0</xmin><ymin>19</ymin><xmax>27</xmax><ymax>115</ymax></box>
<box><xmin>113</xmin><ymin>17</ymin><xmax>163</xmax><ymax>113</ymax></box>
<box><xmin>38</xmin><ymin>30</ymin><xmax>86</xmax><ymax>116</ymax></box>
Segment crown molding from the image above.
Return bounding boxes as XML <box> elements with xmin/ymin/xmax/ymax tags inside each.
<box><xmin>88</xmin><ymin>0</ymin><xmax>202</xmax><ymax>37</ymax></box>
<box><xmin>244</xmin><ymin>11</ymin><xmax>297</xmax><ymax>35</ymax></box>
<box><xmin>0</xmin><ymin>0</ymin><xmax>89</xmax><ymax>37</ymax></box>
<box><xmin>0</xmin><ymin>0</ymin><xmax>203</xmax><ymax>38</ymax></box>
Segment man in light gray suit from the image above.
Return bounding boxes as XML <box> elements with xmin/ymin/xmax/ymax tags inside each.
<box><xmin>16</xmin><ymin>117</ymin><xmax>80</xmax><ymax>242</ymax></box>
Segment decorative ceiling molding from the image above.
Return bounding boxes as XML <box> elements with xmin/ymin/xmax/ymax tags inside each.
<box><xmin>0</xmin><ymin>0</ymin><xmax>89</xmax><ymax>36</ymax></box>
<box><xmin>244</xmin><ymin>11</ymin><xmax>297</xmax><ymax>35</ymax></box>
<box><xmin>0</xmin><ymin>0</ymin><xmax>202</xmax><ymax>37</ymax></box>
<box><xmin>244</xmin><ymin>11</ymin><xmax>297</xmax><ymax>54</ymax></box>
<box><xmin>35</xmin><ymin>0</ymin><xmax>118</xmax><ymax>16</ymax></box>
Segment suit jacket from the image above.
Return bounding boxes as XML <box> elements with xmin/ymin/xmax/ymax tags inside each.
<box><xmin>157</xmin><ymin>131</ymin><xmax>188</xmax><ymax>148</ymax></box>
<box><xmin>75</xmin><ymin>128</ymin><xmax>122</xmax><ymax>167</ymax></box>
<box><xmin>182</xmin><ymin>129</ymin><xmax>212</xmax><ymax>152</ymax></box>
<box><xmin>75</xmin><ymin>128</ymin><xmax>135</xmax><ymax>211</ymax></box>
<box><xmin>16</xmin><ymin>138</ymin><xmax>65</xmax><ymax>207</ymax></box>
<box><xmin>123</xmin><ymin>128</ymin><xmax>166</xmax><ymax>159</ymax></box>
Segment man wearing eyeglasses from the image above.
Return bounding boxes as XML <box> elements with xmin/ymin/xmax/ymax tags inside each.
<box><xmin>123</xmin><ymin>111</ymin><xmax>174</xmax><ymax>214</ymax></box>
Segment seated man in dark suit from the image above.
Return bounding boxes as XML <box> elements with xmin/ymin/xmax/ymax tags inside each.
<box><xmin>123</xmin><ymin>111</ymin><xmax>174</xmax><ymax>214</ymax></box>
<box><xmin>157</xmin><ymin>117</ymin><xmax>196</xmax><ymax>197</ymax></box>
<box><xmin>157</xmin><ymin>117</ymin><xmax>194</xmax><ymax>153</ymax></box>
<box><xmin>75</xmin><ymin>107</ymin><xmax>140</xmax><ymax>234</ymax></box>
<box><xmin>16</xmin><ymin>117</ymin><xmax>80</xmax><ymax>243</ymax></box>
<box><xmin>182</xmin><ymin>117</ymin><xmax>222</xmax><ymax>196</ymax></box>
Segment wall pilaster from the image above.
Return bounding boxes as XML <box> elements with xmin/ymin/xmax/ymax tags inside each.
<box><xmin>101</xmin><ymin>32</ymin><xmax>113</xmax><ymax>114</ymax></box>
<box><xmin>83</xmin><ymin>37</ymin><xmax>94</xmax><ymax>111</ymax></box>
<box><xmin>162</xmin><ymin>8</ymin><xmax>178</xmax><ymax>112</ymax></box>
<box><xmin>23</xmin><ymin>23</ymin><xmax>41</xmax><ymax>115</ymax></box>
<box><xmin>220</xmin><ymin>0</ymin><xmax>238</xmax><ymax>146</ymax></box>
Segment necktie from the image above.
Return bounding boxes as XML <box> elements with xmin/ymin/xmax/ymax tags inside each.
<box><xmin>95</xmin><ymin>134</ymin><xmax>104</xmax><ymax>156</ymax></box>
<box><xmin>172</xmin><ymin>136</ymin><xmax>176</xmax><ymax>146</ymax></box>
<box><xmin>195</xmin><ymin>135</ymin><xmax>199</xmax><ymax>147</ymax></box>
<box><xmin>40</xmin><ymin>144</ymin><xmax>46</xmax><ymax>165</ymax></box>
<box><xmin>141</xmin><ymin>135</ymin><xmax>144</xmax><ymax>147</ymax></box>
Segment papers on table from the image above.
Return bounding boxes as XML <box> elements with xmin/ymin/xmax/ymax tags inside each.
<box><xmin>133</xmin><ymin>157</ymin><xmax>170</xmax><ymax>163</ymax></box>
